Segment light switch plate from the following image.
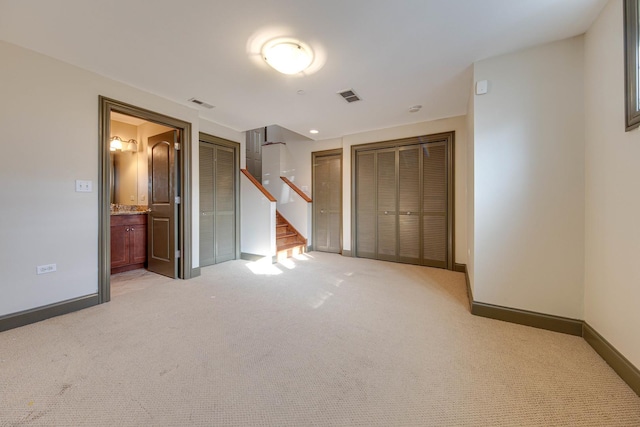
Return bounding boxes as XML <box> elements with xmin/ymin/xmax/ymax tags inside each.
<box><xmin>75</xmin><ymin>180</ymin><xmax>92</xmax><ymax>192</ymax></box>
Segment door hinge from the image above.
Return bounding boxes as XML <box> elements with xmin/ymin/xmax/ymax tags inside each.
<box><xmin>175</xmin><ymin>143</ymin><xmax>181</xmax><ymax>151</ymax></box>
<box><xmin>175</xmin><ymin>196</ymin><xmax>181</xmax><ymax>204</ymax></box>
<box><xmin>176</xmin><ymin>250</ymin><xmax>181</xmax><ymax>259</ymax></box>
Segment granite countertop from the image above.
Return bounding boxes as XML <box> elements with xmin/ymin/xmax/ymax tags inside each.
<box><xmin>111</xmin><ymin>210</ymin><xmax>149</xmax><ymax>216</ymax></box>
<box><xmin>110</xmin><ymin>204</ymin><xmax>150</xmax><ymax>215</ymax></box>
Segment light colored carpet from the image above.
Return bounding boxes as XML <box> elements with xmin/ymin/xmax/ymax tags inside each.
<box><xmin>1</xmin><ymin>252</ymin><xmax>639</xmax><ymax>426</ymax></box>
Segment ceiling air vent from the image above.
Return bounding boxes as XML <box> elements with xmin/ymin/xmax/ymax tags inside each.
<box><xmin>337</xmin><ymin>89</ymin><xmax>361</xmax><ymax>103</ymax></box>
<box><xmin>187</xmin><ymin>97</ymin><xmax>215</xmax><ymax>109</ymax></box>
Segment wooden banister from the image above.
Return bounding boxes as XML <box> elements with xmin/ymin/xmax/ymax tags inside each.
<box><xmin>280</xmin><ymin>176</ymin><xmax>312</xmax><ymax>203</ymax></box>
<box><xmin>241</xmin><ymin>169</ymin><xmax>276</xmax><ymax>202</ymax></box>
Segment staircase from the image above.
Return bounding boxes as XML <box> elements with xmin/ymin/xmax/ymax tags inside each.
<box><xmin>276</xmin><ymin>211</ymin><xmax>307</xmax><ymax>261</ymax></box>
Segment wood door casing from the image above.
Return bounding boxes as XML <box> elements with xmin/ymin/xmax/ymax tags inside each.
<box><xmin>147</xmin><ymin>131</ymin><xmax>178</xmax><ymax>278</ymax></box>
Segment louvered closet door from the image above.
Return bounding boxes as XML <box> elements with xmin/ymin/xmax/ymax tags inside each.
<box><xmin>398</xmin><ymin>146</ymin><xmax>420</xmax><ymax>263</ymax></box>
<box><xmin>376</xmin><ymin>149</ymin><xmax>397</xmax><ymax>261</ymax></box>
<box><xmin>314</xmin><ymin>158</ymin><xmax>329</xmax><ymax>251</ymax></box>
<box><xmin>199</xmin><ymin>143</ymin><xmax>215</xmax><ymax>266</ymax></box>
<box><xmin>313</xmin><ymin>153</ymin><xmax>342</xmax><ymax>253</ymax></box>
<box><xmin>422</xmin><ymin>142</ymin><xmax>447</xmax><ymax>268</ymax></box>
<box><xmin>214</xmin><ymin>146</ymin><xmax>236</xmax><ymax>263</ymax></box>
<box><xmin>356</xmin><ymin>151</ymin><xmax>375</xmax><ymax>258</ymax></box>
<box><xmin>354</xmin><ymin>137</ymin><xmax>450</xmax><ymax>269</ymax></box>
<box><xmin>199</xmin><ymin>142</ymin><xmax>236</xmax><ymax>267</ymax></box>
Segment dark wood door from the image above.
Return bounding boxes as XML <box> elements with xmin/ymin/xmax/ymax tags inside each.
<box><xmin>130</xmin><ymin>225</ymin><xmax>147</xmax><ymax>265</ymax></box>
<box><xmin>110</xmin><ymin>225</ymin><xmax>129</xmax><ymax>268</ymax></box>
<box><xmin>147</xmin><ymin>131</ymin><xmax>178</xmax><ymax>278</ymax></box>
<box><xmin>313</xmin><ymin>151</ymin><xmax>342</xmax><ymax>253</ymax></box>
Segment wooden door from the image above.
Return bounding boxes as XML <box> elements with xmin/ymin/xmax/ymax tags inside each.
<box><xmin>199</xmin><ymin>142</ymin><xmax>236</xmax><ymax>267</ymax></box>
<box><xmin>376</xmin><ymin>149</ymin><xmax>397</xmax><ymax>262</ymax></box>
<box><xmin>147</xmin><ymin>131</ymin><xmax>178</xmax><ymax>278</ymax></box>
<box><xmin>353</xmin><ymin>136</ymin><xmax>451</xmax><ymax>269</ymax></box>
<box><xmin>422</xmin><ymin>142</ymin><xmax>448</xmax><ymax>268</ymax></box>
<box><xmin>398</xmin><ymin>146</ymin><xmax>420</xmax><ymax>264</ymax></box>
<box><xmin>313</xmin><ymin>151</ymin><xmax>342</xmax><ymax>253</ymax></box>
<box><xmin>355</xmin><ymin>151</ymin><xmax>376</xmax><ymax>258</ymax></box>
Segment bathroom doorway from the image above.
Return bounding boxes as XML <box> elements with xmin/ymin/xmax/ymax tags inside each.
<box><xmin>99</xmin><ymin>97</ymin><xmax>194</xmax><ymax>303</ymax></box>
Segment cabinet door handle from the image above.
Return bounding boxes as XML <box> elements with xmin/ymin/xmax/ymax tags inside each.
<box><xmin>130</xmin><ymin>228</ymin><xmax>134</xmax><ymax>231</ymax></box>
<box><xmin>384</xmin><ymin>211</ymin><xmax>388</xmax><ymax>215</ymax></box>
<box><xmin>125</xmin><ymin>227</ymin><xmax>129</xmax><ymax>232</ymax></box>
<box><xmin>407</xmin><ymin>212</ymin><xmax>411</xmax><ymax>215</ymax></box>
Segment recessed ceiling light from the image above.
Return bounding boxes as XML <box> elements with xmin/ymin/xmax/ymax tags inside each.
<box><xmin>262</xmin><ymin>38</ymin><xmax>313</xmax><ymax>75</ymax></box>
<box><xmin>310</xmin><ymin>129</ymin><xmax>319</xmax><ymax>134</ymax></box>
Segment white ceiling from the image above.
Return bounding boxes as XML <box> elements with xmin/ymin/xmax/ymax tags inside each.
<box><xmin>0</xmin><ymin>0</ymin><xmax>607</xmax><ymax>140</ymax></box>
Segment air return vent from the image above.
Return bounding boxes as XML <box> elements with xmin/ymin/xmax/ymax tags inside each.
<box><xmin>338</xmin><ymin>89</ymin><xmax>361</xmax><ymax>103</ymax></box>
<box><xmin>188</xmin><ymin>97</ymin><xmax>215</xmax><ymax>109</ymax></box>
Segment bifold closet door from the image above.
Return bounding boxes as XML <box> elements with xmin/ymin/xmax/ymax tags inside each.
<box><xmin>398</xmin><ymin>147</ymin><xmax>420</xmax><ymax>264</ymax></box>
<box><xmin>199</xmin><ymin>143</ymin><xmax>236</xmax><ymax>267</ymax></box>
<box><xmin>199</xmin><ymin>143</ymin><xmax>215</xmax><ymax>266</ymax></box>
<box><xmin>422</xmin><ymin>142</ymin><xmax>447</xmax><ymax>268</ymax></box>
<box><xmin>356</xmin><ymin>151</ymin><xmax>375</xmax><ymax>258</ymax></box>
<box><xmin>354</xmin><ymin>139</ymin><xmax>449</xmax><ymax>268</ymax></box>
<box><xmin>214</xmin><ymin>146</ymin><xmax>236</xmax><ymax>263</ymax></box>
<box><xmin>313</xmin><ymin>153</ymin><xmax>342</xmax><ymax>253</ymax></box>
<box><xmin>376</xmin><ymin>149</ymin><xmax>397</xmax><ymax>261</ymax></box>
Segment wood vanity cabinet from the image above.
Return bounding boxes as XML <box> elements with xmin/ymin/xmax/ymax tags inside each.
<box><xmin>111</xmin><ymin>214</ymin><xmax>147</xmax><ymax>274</ymax></box>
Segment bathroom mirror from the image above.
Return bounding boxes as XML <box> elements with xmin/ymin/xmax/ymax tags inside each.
<box><xmin>110</xmin><ymin>115</ymin><xmax>148</xmax><ymax>207</ymax></box>
<box><xmin>110</xmin><ymin>113</ymin><xmax>173</xmax><ymax>207</ymax></box>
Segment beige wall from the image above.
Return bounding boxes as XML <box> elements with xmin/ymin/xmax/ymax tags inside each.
<box><xmin>0</xmin><ymin>40</ymin><xmax>242</xmax><ymax>316</ymax></box>
<box><xmin>584</xmin><ymin>0</ymin><xmax>640</xmax><ymax>368</ymax></box>
<box><xmin>472</xmin><ymin>36</ymin><xmax>585</xmax><ymax>319</ymax></box>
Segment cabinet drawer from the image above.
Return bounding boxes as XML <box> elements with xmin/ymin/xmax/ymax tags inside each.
<box><xmin>111</xmin><ymin>214</ymin><xmax>147</xmax><ymax>227</ymax></box>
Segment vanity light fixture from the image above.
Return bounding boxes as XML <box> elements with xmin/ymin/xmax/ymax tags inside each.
<box><xmin>110</xmin><ymin>136</ymin><xmax>138</xmax><ymax>152</ymax></box>
<box><xmin>262</xmin><ymin>38</ymin><xmax>313</xmax><ymax>75</ymax></box>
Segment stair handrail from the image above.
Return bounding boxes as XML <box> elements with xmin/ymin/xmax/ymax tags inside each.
<box><xmin>241</xmin><ymin>169</ymin><xmax>276</xmax><ymax>202</ymax></box>
<box><xmin>280</xmin><ymin>176</ymin><xmax>312</xmax><ymax>202</ymax></box>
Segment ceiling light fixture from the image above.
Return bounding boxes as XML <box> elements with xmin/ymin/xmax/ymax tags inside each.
<box><xmin>262</xmin><ymin>38</ymin><xmax>313</xmax><ymax>75</ymax></box>
<box><xmin>309</xmin><ymin>129</ymin><xmax>319</xmax><ymax>134</ymax></box>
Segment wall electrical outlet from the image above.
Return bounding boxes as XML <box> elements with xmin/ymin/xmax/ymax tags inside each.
<box><xmin>36</xmin><ymin>264</ymin><xmax>57</xmax><ymax>275</ymax></box>
<box><xmin>75</xmin><ymin>180</ymin><xmax>92</xmax><ymax>192</ymax></box>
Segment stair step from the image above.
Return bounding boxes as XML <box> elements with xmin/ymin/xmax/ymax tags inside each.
<box><xmin>275</xmin><ymin>210</ymin><xmax>306</xmax><ymax>260</ymax></box>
